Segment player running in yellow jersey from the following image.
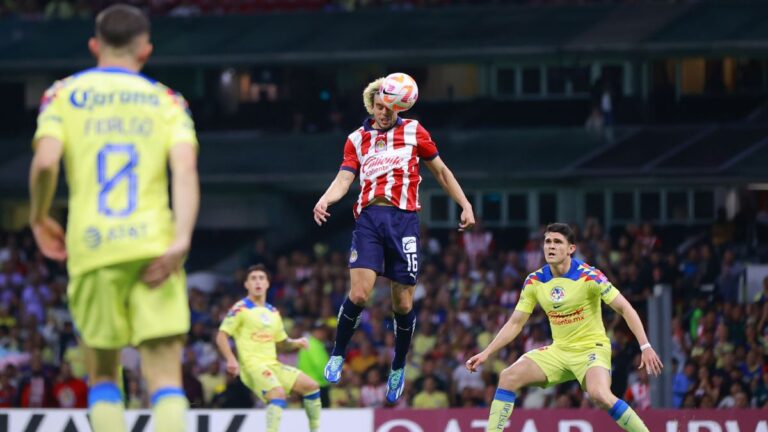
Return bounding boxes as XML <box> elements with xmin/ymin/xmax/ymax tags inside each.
<box><xmin>28</xmin><ymin>5</ymin><xmax>199</xmax><ymax>432</ymax></box>
<box><xmin>466</xmin><ymin>223</ymin><xmax>663</xmax><ymax>432</ymax></box>
<box><xmin>216</xmin><ymin>264</ymin><xmax>322</xmax><ymax>432</ymax></box>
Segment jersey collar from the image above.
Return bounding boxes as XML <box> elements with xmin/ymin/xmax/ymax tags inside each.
<box><xmin>362</xmin><ymin>116</ymin><xmax>403</xmax><ymax>132</ymax></box>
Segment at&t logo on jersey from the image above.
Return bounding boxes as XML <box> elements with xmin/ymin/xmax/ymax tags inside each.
<box><xmin>550</xmin><ymin>286</ymin><xmax>565</xmax><ymax>302</ymax></box>
<box><xmin>83</xmin><ymin>226</ymin><xmax>101</xmax><ymax>249</ymax></box>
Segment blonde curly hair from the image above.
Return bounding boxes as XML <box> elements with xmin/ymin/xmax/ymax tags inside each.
<box><xmin>363</xmin><ymin>77</ymin><xmax>385</xmax><ymax>115</ymax></box>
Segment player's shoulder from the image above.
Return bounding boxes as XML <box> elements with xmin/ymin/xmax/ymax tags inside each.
<box><xmin>226</xmin><ymin>297</ymin><xmax>256</xmax><ymax>317</ymax></box>
<box><xmin>154</xmin><ymin>81</ymin><xmax>191</xmax><ymax>110</ymax></box>
<box><xmin>523</xmin><ymin>266</ymin><xmax>551</xmax><ymax>287</ymax></box>
<box><xmin>573</xmin><ymin>259</ymin><xmax>609</xmax><ymax>284</ymax></box>
<box><xmin>264</xmin><ymin>303</ymin><xmax>280</xmax><ymax>314</ymax></box>
<box><xmin>39</xmin><ymin>75</ymin><xmax>78</xmax><ymax>111</ymax></box>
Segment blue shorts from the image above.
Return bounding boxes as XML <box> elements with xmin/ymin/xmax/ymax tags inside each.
<box><xmin>349</xmin><ymin>205</ymin><xmax>419</xmax><ymax>286</ymax></box>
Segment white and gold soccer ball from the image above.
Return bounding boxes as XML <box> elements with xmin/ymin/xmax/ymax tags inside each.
<box><xmin>379</xmin><ymin>72</ymin><xmax>419</xmax><ymax>112</ymax></box>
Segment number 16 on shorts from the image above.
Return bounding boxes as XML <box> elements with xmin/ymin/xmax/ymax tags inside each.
<box><xmin>402</xmin><ymin>237</ymin><xmax>418</xmax><ymax>273</ymax></box>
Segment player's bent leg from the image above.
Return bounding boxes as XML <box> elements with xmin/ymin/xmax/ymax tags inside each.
<box><xmin>585</xmin><ymin>367</ymin><xmax>649</xmax><ymax>432</ymax></box>
<box><xmin>292</xmin><ymin>373</ymin><xmax>322</xmax><ymax>432</ymax></box>
<box><xmin>139</xmin><ymin>335</ymin><xmax>187</xmax><ymax>432</ymax></box>
<box><xmin>326</xmin><ymin>268</ymin><xmax>377</xmax><ymax>383</ymax></box>
<box><xmin>265</xmin><ymin>387</ymin><xmax>288</xmax><ymax>432</ymax></box>
<box><xmin>486</xmin><ymin>357</ymin><xmax>548</xmax><ymax>432</ymax></box>
<box><xmin>386</xmin><ymin>282</ymin><xmax>415</xmax><ymax>403</ymax></box>
<box><xmin>84</xmin><ymin>346</ymin><xmax>126</xmax><ymax>432</ymax></box>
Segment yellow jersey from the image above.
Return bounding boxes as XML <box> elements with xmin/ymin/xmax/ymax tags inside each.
<box><xmin>219</xmin><ymin>298</ymin><xmax>288</xmax><ymax>368</ymax></box>
<box><xmin>33</xmin><ymin>67</ymin><xmax>198</xmax><ymax>277</ymax></box>
<box><xmin>515</xmin><ymin>258</ymin><xmax>619</xmax><ymax>350</ymax></box>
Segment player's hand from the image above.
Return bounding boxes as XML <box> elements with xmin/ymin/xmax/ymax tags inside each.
<box><xmin>639</xmin><ymin>347</ymin><xmax>663</xmax><ymax>377</ymax></box>
<box><xmin>465</xmin><ymin>351</ymin><xmax>488</xmax><ymax>373</ymax></box>
<box><xmin>293</xmin><ymin>337</ymin><xmax>309</xmax><ymax>350</ymax></box>
<box><xmin>458</xmin><ymin>206</ymin><xmax>475</xmax><ymax>232</ymax></box>
<box><xmin>31</xmin><ymin>217</ymin><xmax>67</xmax><ymax>262</ymax></box>
<box><xmin>226</xmin><ymin>358</ymin><xmax>240</xmax><ymax>377</ymax></box>
<box><xmin>141</xmin><ymin>240</ymin><xmax>188</xmax><ymax>289</ymax></box>
<box><xmin>313</xmin><ymin>198</ymin><xmax>331</xmax><ymax>226</ymax></box>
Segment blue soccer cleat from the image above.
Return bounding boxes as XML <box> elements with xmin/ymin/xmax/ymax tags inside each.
<box><xmin>386</xmin><ymin>367</ymin><xmax>406</xmax><ymax>403</ymax></box>
<box><xmin>324</xmin><ymin>355</ymin><xmax>344</xmax><ymax>384</ymax></box>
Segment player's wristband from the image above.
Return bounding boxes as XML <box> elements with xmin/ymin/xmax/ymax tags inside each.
<box><xmin>640</xmin><ymin>343</ymin><xmax>652</xmax><ymax>351</ymax></box>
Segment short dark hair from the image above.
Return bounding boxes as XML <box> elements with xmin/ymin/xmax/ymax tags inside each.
<box><xmin>545</xmin><ymin>223</ymin><xmax>575</xmax><ymax>244</ymax></box>
<box><xmin>246</xmin><ymin>264</ymin><xmax>270</xmax><ymax>282</ymax></box>
<box><xmin>95</xmin><ymin>4</ymin><xmax>150</xmax><ymax>49</ymax></box>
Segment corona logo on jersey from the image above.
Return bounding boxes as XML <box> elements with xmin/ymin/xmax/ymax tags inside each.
<box><xmin>379</xmin><ymin>73</ymin><xmax>419</xmax><ymax>112</ymax></box>
<box><xmin>550</xmin><ymin>287</ymin><xmax>565</xmax><ymax>302</ymax></box>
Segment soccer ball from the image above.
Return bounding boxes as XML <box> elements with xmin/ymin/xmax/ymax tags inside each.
<box><xmin>379</xmin><ymin>72</ymin><xmax>419</xmax><ymax>112</ymax></box>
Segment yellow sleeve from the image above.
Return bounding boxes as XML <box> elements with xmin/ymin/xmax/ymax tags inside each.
<box><xmin>592</xmin><ymin>267</ymin><xmax>620</xmax><ymax>304</ymax></box>
<box><xmin>166</xmin><ymin>91</ymin><xmax>198</xmax><ymax>151</ymax></box>
<box><xmin>219</xmin><ymin>304</ymin><xmax>242</xmax><ymax>336</ymax></box>
<box><xmin>514</xmin><ymin>274</ymin><xmax>539</xmax><ymax>313</ymax></box>
<box><xmin>273</xmin><ymin>311</ymin><xmax>288</xmax><ymax>343</ymax></box>
<box><xmin>33</xmin><ymin>81</ymin><xmax>67</xmax><ymax>145</ymax></box>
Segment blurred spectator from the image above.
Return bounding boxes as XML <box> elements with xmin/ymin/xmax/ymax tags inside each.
<box><xmin>198</xmin><ymin>361</ymin><xmax>226</xmax><ymax>406</ymax></box>
<box><xmin>717</xmin><ymin>250</ymin><xmax>744</xmax><ymax>303</ymax></box>
<box><xmin>0</xmin><ymin>366</ymin><xmax>16</xmax><ymax>407</ymax></box>
<box><xmin>360</xmin><ymin>368</ymin><xmax>386</xmax><ymax>408</ymax></box>
<box><xmin>412</xmin><ymin>376</ymin><xmax>449</xmax><ymax>409</ymax></box>
<box><xmin>52</xmin><ymin>361</ymin><xmax>87</xmax><ymax>408</ymax></box>
<box><xmin>16</xmin><ymin>352</ymin><xmax>54</xmax><ymax>408</ymax></box>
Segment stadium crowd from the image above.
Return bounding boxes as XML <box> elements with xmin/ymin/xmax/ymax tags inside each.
<box><xmin>0</xmin><ymin>214</ymin><xmax>766</xmax><ymax>410</ymax></box>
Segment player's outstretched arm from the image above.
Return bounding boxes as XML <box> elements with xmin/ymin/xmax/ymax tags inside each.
<box><xmin>142</xmin><ymin>142</ymin><xmax>199</xmax><ymax>288</ymax></box>
<box><xmin>313</xmin><ymin>170</ymin><xmax>355</xmax><ymax>226</ymax></box>
<box><xmin>215</xmin><ymin>330</ymin><xmax>239</xmax><ymax>376</ymax></box>
<box><xmin>29</xmin><ymin>136</ymin><xmax>66</xmax><ymax>262</ymax></box>
<box><xmin>423</xmin><ymin>156</ymin><xmax>475</xmax><ymax>231</ymax></box>
<box><xmin>276</xmin><ymin>337</ymin><xmax>309</xmax><ymax>352</ymax></box>
<box><xmin>466</xmin><ymin>310</ymin><xmax>530</xmax><ymax>372</ymax></box>
<box><xmin>608</xmin><ymin>293</ymin><xmax>664</xmax><ymax>377</ymax></box>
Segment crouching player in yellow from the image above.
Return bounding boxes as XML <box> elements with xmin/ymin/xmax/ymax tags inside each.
<box><xmin>216</xmin><ymin>264</ymin><xmax>321</xmax><ymax>432</ymax></box>
<box><xmin>466</xmin><ymin>223</ymin><xmax>664</xmax><ymax>432</ymax></box>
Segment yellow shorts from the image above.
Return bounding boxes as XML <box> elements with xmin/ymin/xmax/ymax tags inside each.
<box><xmin>240</xmin><ymin>362</ymin><xmax>301</xmax><ymax>402</ymax></box>
<box><xmin>523</xmin><ymin>343</ymin><xmax>611</xmax><ymax>388</ymax></box>
<box><xmin>68</xmin><ymin>259</ymin><xmax>190</xmax><ymax>349</ymax></box>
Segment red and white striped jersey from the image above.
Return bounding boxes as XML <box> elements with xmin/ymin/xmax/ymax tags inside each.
<box><xmin>340</xmin><ymin>118</ymin><xmax>439</xmax><ymax>218</ymax></box>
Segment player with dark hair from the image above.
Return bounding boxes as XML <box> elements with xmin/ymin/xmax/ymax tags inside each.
<box><xmin>216</xmin><ymin>264</ymin><xmax>322</xmax><ymax>432</ymax></box>
<box><xmin>29</xmin><ymin>5</ymin><xmax>199</xmax><ymax>431</ymax></box>
<box><xmin>466</xmin><ymin>223</ymin><xmax>663</xmax><ymax>432</ymax></box>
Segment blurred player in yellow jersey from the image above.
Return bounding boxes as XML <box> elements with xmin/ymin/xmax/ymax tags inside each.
<box><xmin>28</xmin><ymin>5</ymin><xmax>199</xmax><ymax>432</ymax></box>
<box><xmin>216</xmin><ymin>264</ymin><xmax>322</xmax><ymax>432</ymax></box>
<box><xmin>466</xmin><ymin>223</ymin><xmax>663</xmax><ymax>432</ymax></box>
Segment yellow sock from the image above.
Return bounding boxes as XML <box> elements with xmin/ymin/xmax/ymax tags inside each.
<box><xmin>88</xmin><ymin>382</ymin><xmax>126</xmax><ymax>432</ymax></box>
<box><xmin>267</xmin><ymin>399</ymin><xmax>286</xmax><ymax>432</ymax></box>
<box><xmin>486</xmin><ymin>388</ymin><xmax>516</xmax><ymax>432</ymax></box>
<box><xmin>303</xmin><ymin>390</ymin><xmax>322</xmax><ymax>432</ymax></box>
<box><xmin>151</xmin><ymin>387</ymin><xmax>188</xmax><ymax>432</ymax></box>
<box><xmin>610</xmin><ymin>399</ymin><xmax>649</xmax><ymax>432</ymax></box>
